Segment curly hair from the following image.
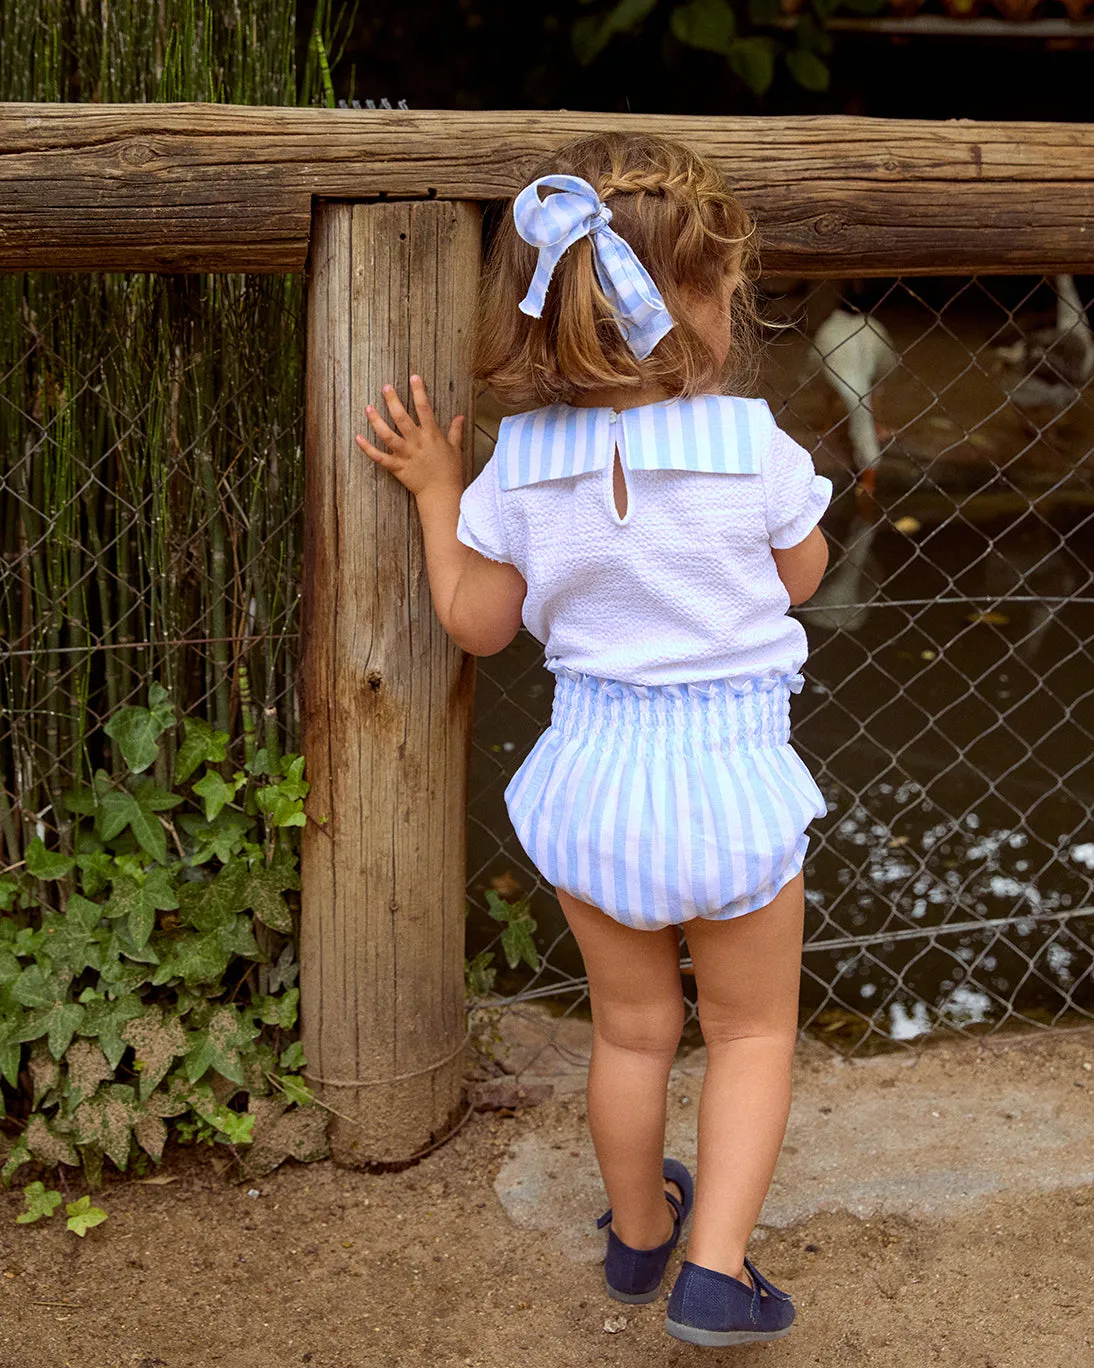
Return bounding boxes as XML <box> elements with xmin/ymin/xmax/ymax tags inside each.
<box><xmin>473</xmin><ymin>132</ymin><xmax>762</xmax><ymax>408</ymax></box>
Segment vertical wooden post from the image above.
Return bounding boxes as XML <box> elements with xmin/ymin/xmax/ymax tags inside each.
<box><xmin>299</xmin><ymin>199</ymin><xmax>481</xmax><ymax>1164</ymax></box>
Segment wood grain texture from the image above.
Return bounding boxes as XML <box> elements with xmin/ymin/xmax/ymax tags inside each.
<box><xmin>298</xmin><ymin>199</ymin><xmax>479</xmax><ymax>1164</ymax></box>
<box><xmin>2</xmin><ymin>105</ymin><xmax>1094</xmax><ymax>274</ymax></box>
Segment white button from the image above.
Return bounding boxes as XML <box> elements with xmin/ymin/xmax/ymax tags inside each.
<box><xmin>608</xmin><ymin>411</ymin><xmax>618</xmax><ymax>424</ymax></box>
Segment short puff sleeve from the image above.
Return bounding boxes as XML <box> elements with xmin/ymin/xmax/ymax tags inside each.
<box><xmin>762</xmin><ymin>426</ymin><xmax>833</xmax><ymax>549</ymax></box>
<box><xmin>456</xmin><ymin>453</ymin><xmax>513</xmax><ymax>565</ymax></box>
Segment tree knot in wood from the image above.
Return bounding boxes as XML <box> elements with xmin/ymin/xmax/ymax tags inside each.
<box><xmin>122</xmin><ymin>142</ymin><xmax>156</xmax><ymax>167</ymax></box>
<box><xmin>366</xmin><ymin>671</ymin><xmax>383</xmax><ymax>692</ymax></box>
<box><xmin>813</xmin><ymin>213</ymin><xmax>844</xmax><ymax>238</ymax></box>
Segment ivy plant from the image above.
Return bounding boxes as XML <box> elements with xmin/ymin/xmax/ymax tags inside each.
<box><xmin>0</xmin><ymin>683</ymin><xmax>320</xmax><ymax>1192</ymax></box>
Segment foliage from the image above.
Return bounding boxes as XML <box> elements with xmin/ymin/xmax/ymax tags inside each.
<box><xmin>0</xmin><ymin>685</ymin><xmax>319</xmax><ymax>1192</ymax></box>
<box><xmin>573</xmin><ymin>0</ymin><xmax>886</xmax><ymax>97</ymax></box>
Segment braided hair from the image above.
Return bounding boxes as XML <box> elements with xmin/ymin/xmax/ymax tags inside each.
<box><xmin>475</xmin><ymin>132</ymin><xmax>761</xmax><ymax>407</ymax></box>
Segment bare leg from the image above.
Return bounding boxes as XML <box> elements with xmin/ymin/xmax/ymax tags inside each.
<box><xmin>681</xmin><ymin>871</ymin><xmax>805</xmax><ymax>1283</ymax></box>
<box><xmin>557</xmin><ymin>888</ymin><xmax>686</xmax><ymax>1250</ymax></box>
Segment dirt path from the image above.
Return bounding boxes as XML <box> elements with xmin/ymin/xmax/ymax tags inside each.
<box><xmin>1</xmin><ymin>1029</ymin><xmax>1092</xmax><ymax>1368</ymax></box>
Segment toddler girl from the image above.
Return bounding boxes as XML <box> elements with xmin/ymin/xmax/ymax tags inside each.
<box><xmin>355</xmin><ymin>131</ymin><xmax>831</xmax><ymax>1348</ymax></box>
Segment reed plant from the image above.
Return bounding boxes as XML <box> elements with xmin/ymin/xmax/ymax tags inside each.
<box><xmin>0</xmin><ymin>1</ymin><xmax>358</xmax><ymax>872</ymax></box>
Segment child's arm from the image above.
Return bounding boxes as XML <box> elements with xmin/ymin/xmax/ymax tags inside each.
<box><xmin>354</xmin><ymin>376</ymin><xmax>527</xmax><ymax>656</ymax></box>
<box><xmin>772</xmin><ymin>526</ymin><xmax>829</xmax><ymax>605</ymax></box>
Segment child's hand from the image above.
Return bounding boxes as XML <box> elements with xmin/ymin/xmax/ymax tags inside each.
<box><xmin>354</xmin><ymin>375</ymin><xmax>465</xmax><ymax>498</ymax></box>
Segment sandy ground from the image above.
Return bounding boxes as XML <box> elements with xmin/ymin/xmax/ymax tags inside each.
<box><xmin>1</xmin><ymin>1026</ymin><xmax>1092</xmax><ymax>1368</ymax></box>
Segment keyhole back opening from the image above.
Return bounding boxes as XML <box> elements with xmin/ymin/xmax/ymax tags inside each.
<box><xmin>609</xmin><ymin>445</ymin><xmax>632</xmax><ymax>524</ymax></box>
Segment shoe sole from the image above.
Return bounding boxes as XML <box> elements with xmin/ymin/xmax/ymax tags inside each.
<box><xmin>665</xmin><ymin>1318</ymin><xmax>794</xmax><ymax>1346</ymax></box>
<box><xmin>606</xmin><ymin>1278</ymin><xmax>661</xmax><ymax>1305</ymax></box>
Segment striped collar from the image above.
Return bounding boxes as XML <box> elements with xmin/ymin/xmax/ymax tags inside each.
<box><xmin>494</xmin><ymin>395</ymin><xmax>772</xmax><ymax>491</ymax></box>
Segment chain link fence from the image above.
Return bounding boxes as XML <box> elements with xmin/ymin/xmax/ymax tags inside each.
<box><xmin>4</xmin><ymin>267</ymin><xmax>1092</xmax><ymax>1061</ymax></box>
<box><xmin>0</xmin><ymin>271</ymin><xmax>306</xmax><ymax>867</ymax></box>
<box><xmin>467</xmin><ymin>273</ymin><xmax>1094</xmax><ymax>1060</ymax></box>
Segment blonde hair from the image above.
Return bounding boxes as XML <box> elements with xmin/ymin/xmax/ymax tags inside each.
<box><xmin>474</xmin><ymin>132</ymin><xmax>761</xmax><ymax>408</ymax></box>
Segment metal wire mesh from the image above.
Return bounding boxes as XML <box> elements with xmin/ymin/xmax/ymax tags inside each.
<box><xmin>467</xmin><ymin>273</ymin><xmax>1094</xmax><ymax>1059</ymax></box>
<box><xmin>4</xmin><ymin>268</ymin><xmax>1091</xmax><ymax>1059</ymax></box>
<box><xmin>0</xmin><ymin>272</ymin><xmax>306</xmax><ymax>864</ymax></box>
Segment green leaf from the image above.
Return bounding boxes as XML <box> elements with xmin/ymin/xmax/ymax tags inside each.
<box><xmin>70</xmin><ymin>1083</ymin><xmax>141</xmax><ymax>1169</ymax></box>
<box><xmin>177</xmin><ymin>809</ymin><xmax>253</xmax><ymax>866</ymax></box>
<box><xmin>465</xmin><ymin>949</ymin><xmax>497</xmax><ymax>999</ymax></box>
<box><xmin>1</xmin><ymin>1135</ymin><xmax>31</xmax><ymax>1186</ymax></box>
<box><xmin>65</xmin><ymin>1194</ymin><xmax>108</xmax><ymax>1236</ymax></box>
<box><xmin>193</xmin><ymin>769</ymin><xmax>244</xmax><ymax>824</ymax></box>
<box><xmin>15</xmin><ymin>1181</ymin><xmax>63</xmax><ymax>1224</ymax></box>
<box><xmin>124</xmin><ymin>793</ymin><xmax>168</xmax><ymax>865</ymax></box>
<box><xmin>184</xmin><ymin>1005</ymin><xmax>260</xmax><ymax>1086</ymax></box>
<box><xmin>786</xmin><ymin>47</ymin><xmax>830</xmax><ymax>90</ymax></box>
<box><xmin>12</xmin><ymin>962</ymin><xmax>60</xmax><ymax>1009</ymax></box>
<box><xmin>796</xmin><ymin>11</ymin><xmax>833</xmax><ymax>53</ymax></box>
<box><xmin>24</xmin><ymin>838</ymin><xmax>75</xmax><ymax>881</ymax></box>
<box><xmin>485</xmin><ymin>891</ymin><xmax>541</xmax><ymax>972</ymax></box>
<box><xmin>670</xmin><ymin>0</ymin><xmax>736</xmax><ymax>56</ymax></box>
<box><xmin>279</xmin><ymin>1040</ymin><xmax>307</xmax><ymax>1072</ymax></box>
<box><xmin>130</xmin><ymin>777</ymin><xmax>184</xmax><ymax>812</ymax></box>
<box><xmin>173</xmin><ymin>716</ymin><xmax>229</xmax><ymax>786</ymax></box>
<box><xmin>47</xmin><ymin>1002</ymin><xmax>85</xmax><ymax>1060</ymax></box>
<box><xmin>250</xmin><ymin>988</ymin><xmax>299</xmax><ymax>1030</ymax></box>
<box><xmin>573</xmin><ymin>0</ymin><xmax>658</xmax><ymax>64</ymax></box>
<box><xmin>104</xmin><ymin>705</ymin><xmax>164</xmax><ymax>775</ymax></box>
<box><xmin>277</xmin><ymin>1074</ymin><xmax>314</xmax><ymax>1108</ymax></box>
<box><xmin>121</xmin><ymin>1010</ymin><xmax>188</xmax><ymax>1101</ymax></box>
<box><xmin>239</xmin><ymin>863</ymin><xmax>295</xmax><ymax>934</ymax></box>
<box><xmin>728</xmin><ymin>36</ymin><xmax>776</xmax><ymax>94</ymax></box>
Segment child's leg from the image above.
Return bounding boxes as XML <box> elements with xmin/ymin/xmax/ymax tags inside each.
<box><xmin>681</xmin><ymin>871</ymin><xmax>805</xmax><ymax>1282</ymax></box>
<box><xmin>557</xmin><ymin>888</ymin><xmax>686</xmax><ymax>1251</ymax></box>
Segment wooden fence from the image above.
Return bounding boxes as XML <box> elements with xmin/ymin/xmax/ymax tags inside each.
<box><xmin>2</xmin><ymin>104</ymin><xmax>1092</xmax><ymax>1164</ymax></box>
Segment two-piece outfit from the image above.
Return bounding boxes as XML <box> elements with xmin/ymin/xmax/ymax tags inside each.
<box><xmin>454</xmin><ymin>171</ymin><xmax>817</xmax><ymax>1342</ymax></box>
<box><xmin>457</xmin><ymin>392</ymin><xmax>832</xmax><ymax>931</ymax></box>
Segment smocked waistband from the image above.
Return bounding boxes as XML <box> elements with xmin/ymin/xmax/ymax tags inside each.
<box><xmin>547</xmin><ymin>666</ymin><xmax>801</xmax><ymax>757</ymax></box>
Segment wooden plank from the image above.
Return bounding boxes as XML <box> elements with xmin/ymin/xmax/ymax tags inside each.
<box><xmin>2</xmin><ymin>105</ymin><xmax>1094</xmax><ymax>274</ymax></box>
<box><xmin>298</xmin><ymin>198</ymin><xmax>480</xmax><ymax>1164</ymax></box>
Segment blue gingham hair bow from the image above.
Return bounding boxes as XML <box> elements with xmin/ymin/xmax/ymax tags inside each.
<box><xmin>513</xmin><ymin>174</ymin><xmax>674</xmax><ymax>361</ymax></box>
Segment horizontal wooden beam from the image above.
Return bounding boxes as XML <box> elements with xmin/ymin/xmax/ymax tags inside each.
<box><xmin>2</xmin><ymin>105</ymin><xmax>1093</xmax><ymax>275</ymax></box>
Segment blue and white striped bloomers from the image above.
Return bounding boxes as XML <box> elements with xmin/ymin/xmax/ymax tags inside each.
<box><xmin>504</xmin><ymin>667</ymin><xmax>828</xmax><ymax>931</ymax></box>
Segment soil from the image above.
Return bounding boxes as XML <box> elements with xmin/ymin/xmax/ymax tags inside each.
<box><xmin>1</xmin><ymin>1029</ymin><xmax>1092</xmax><ymax>1368</ymax></box>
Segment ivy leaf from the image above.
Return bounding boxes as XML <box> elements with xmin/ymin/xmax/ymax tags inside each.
<box><xmin>254</xmin><ymin>786</ymin><xmax>306</xmax><ymax>829</ymax></box>
<box><xmin>77</xmin><ymin>993</ymin><xmax>146</xmax><ymax>1071</ymax></box>
<box><xmin>64</xmin><ymin>1038</ymin><xmax>113</xmax><ymax>1106</ymax></box>
<box><xmin>130</xmin><ymin>777</ymin><xmax>184</xmax><ymax>812</ymax></box>
<box><xmin>786</xmin><ymin>48</ymin><xmax>830</xmax><ymax>90</ymax></box>
<box><xmin>277</xmin><ymin>1074</ymin><xmax>315</xmax><ymax>1108</ymax></box>
<box><xmin>24</xmin><ymin>1112</ymin><xmax>79</xmax><ymax>1167</ymax></box>
<box><xmin>279</xmin><ymin>1040</ymin><xmax>307</xmax><ymax>1072</ymax></box>
<box><xmin>24</xmin><ymin>838</ymin><xmax>75</xmax><ymax>881</ymax></box>
<box><xmin>105</xmin><ymin>870</ymin><xmax>178</xmax><ymax>949</ymax></box>
<box><xmin>103</xmin><ymin>685</ymin><xmax>174</xmax><ymax>774</ymax></box>
<box><xmin>173</xmin><ymin>716</ymin><xmax>229</xmax><ymax>787</ymax></box>
<box><xmin>121</xmin><ymin>1010</ymin><xmax>188</xmax><ymax>1101</ymax></box>
<box><xmin>670</xmin><ymin>0</ymin><xmax>736</xmax><ymax>57</ymax></box>
<box><xmin>192</xmin><ymin>768</ymin><xmax>245</xmax><ymax>824</ymax></box>
<box><xmin>0</xmin><ymin>948</ymin><xmax>21</xmax><ymax>985</ymax></box>
<box><xmin>1</xmin><ymin>1135</ymin><xmax>31</xmax><ymax>1185</ymax></box>
<box><xmin>152</xmin><ymin>930</ymin><xmax>231</xmax><ymax>988</ymax></box>
<box><xmin>176</xmin><ymin>809</ymin><xmax>253</xmax><ymax>866</ymax></box>
<box><xmin>238</xmin><ymin>863</ymin><xmax>295</xmax><ymax>934</ymax></box>
<box><xmin>65</xmin><ymin>1194</ymin><xmax>108</xmax><ymax>1236</ymax></box>
<box><xmin>728</xmin><ymin>36</ymin><xmax>776</xmax><ymax>95</ymax></box>
<box><xmin>12</xmin><ymin>963</ymin><xmax>62</xmax><ymax>1009</ymax></box>
<box><xmin>15</xmin><ymin>1180</ymin><xmax>63</xmax><ymax>1224</ymax></box>
<box><xmin>250</xmin><ymin>988</ymin><xmax>299</xmax><ymax>1030</ymax></box>
<box><xmin>71</xmin><ymin>1083</ymin><xmax>141</xmax><ymax>1169</ymax></box>
<box><xmin>184</xmin><ymin>1005</ymin><xmax>261</xmax><ymax>1087</ymax></box>
<box><xmin>177</xmin><ymin>861</ymin><xmax>246</xmax><ymax>933</ymax></box>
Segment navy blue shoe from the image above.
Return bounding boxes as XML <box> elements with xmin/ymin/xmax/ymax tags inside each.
<box><xmin>595</xmin><ymin>1158</ymin><xmax>694</xmax><ymax>1304</ymax></box>
<box><xmin>666</xmin><ymin>1258</ymin><xmax>796</xmax><ymax>1345</ymax></box>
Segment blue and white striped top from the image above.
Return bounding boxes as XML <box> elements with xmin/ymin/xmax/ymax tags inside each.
<box><xmin>457</xmin><ymin>394</ymin><xmax>831</xmax><ymax>687</ymax></box>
